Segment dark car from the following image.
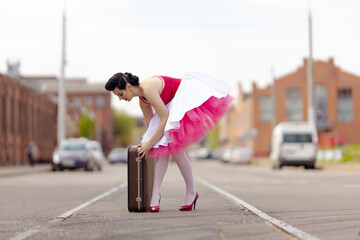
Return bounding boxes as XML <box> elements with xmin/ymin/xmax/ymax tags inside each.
<box><xmin>52</xmin><ymin>138</ymin><xmax>98</xmax><ymax>171</ymax></box>
<box><xmin>107</xmin><ymin>148</ymin><xmax>128</xmax><ymax>164</ymax></box>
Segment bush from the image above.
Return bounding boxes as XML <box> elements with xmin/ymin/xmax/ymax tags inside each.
<box><xmin>340</xmin><ymin>144</ymin><xmax>360</xmax><ymax>162</ymax></box>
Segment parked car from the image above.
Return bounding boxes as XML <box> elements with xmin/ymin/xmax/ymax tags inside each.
<box><xmin>189</xmin><ymin>147</ymin><xmax>212</xmax><ymax>159</ymax></box>
<box><xmin>52</xmin><ymin>138</ymin><xmax>99</xmax><ymax>171</ymax></box>
<box><xmin>220</xmin><ymin>147</ymin><xmax>252</xmax><ymax>164</ymax></box>
<box><xmin>107</xmin><ymin>148</ymin><xmax>128</xmax><ymax>164</ymax></box>
<box><xmin>270</xmin><ymin>121</ymin><xmax>318</xmax><ymax>169</ymax></box>
<box><xmin>88</xmin><ymin>140</ymin><xmax>105</xmax><ymax>171</ymax></box>
<box><xmin>211</xmin><ymin>148</ymin><xmax>224</xmax><ymax>160</ymax></box>
<box><xmin>230</xmin><ymin>147</ymin><xmax>252</xmax><ymax>164</ymax></box>
<box><xmin>221</xmin><ymin>148</ymin><xmax>233</xmax><ymax>163</ymax></box>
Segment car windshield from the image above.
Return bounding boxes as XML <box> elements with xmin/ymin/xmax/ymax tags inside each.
<box><xmin>58</xmin><ymin>142</ymin><xmax>86</xmax><ymax>151</ymax></box>
<box><xmin>283</xmin><ymin>134</ymin><xmax>312</xmax><ymax>143</ymax></box>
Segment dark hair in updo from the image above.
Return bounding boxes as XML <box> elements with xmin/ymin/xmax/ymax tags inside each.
<box><xmin>105</xmin><ymin>72</ymin><xmax>139</xmax><ymax>91</ymax></box>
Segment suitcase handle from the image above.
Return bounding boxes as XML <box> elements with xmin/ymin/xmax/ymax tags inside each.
<box><xmin>136</xmin><ymin>156</ymin><xmax>142</xmax><ymax>211</ymax></box>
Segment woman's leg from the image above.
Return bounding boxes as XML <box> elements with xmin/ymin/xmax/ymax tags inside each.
<box><xmin>173</xmin><ymin>149</ymin><xmax>197</xmax><ymax>205</ymax></box>
<box><xmin>150</xmin><ymin>156</ymin><xmax>169</xmax><ymax>207</ymax></box>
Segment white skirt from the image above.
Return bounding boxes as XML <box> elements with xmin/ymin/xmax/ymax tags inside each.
<box><xmin>141</xmin><ymin>72</ymin><xmax>233</xmax><ymax>158</ymax></box>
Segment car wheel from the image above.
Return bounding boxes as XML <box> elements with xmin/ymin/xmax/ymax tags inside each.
<box><xmin>272</xmin><ymin>159</ymin><xmax>282</xmax><ymax>170</ymax></box>
<box><xmin>85</xmin><ymin>162</ymin><xmax>94</xmax><ymax>171</ymax></box>
<box><xmin>304</xmin><ymin>163</ymin><xmax>315</xmax><ymax>169</ymax></box>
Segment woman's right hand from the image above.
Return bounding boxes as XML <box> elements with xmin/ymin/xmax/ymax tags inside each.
<box><xmin>137</xmin><ymin>141</ymin><xmax>153</xmax><ymax>159</ymax></box>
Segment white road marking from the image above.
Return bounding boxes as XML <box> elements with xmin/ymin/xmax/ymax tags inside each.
<box><xmin>52</xmin><ymin>182</ymin><xmax>127</xmax><ymax>221</ymax></box>
<box><xmin>9</xmin><ymin>226</ymin><xmax>42</xmax><ymax>240</ymax></box>
<box><xmin>197</xmin><ymin>177</ymin><xmax>320</xmax><ymax>240</ymax></box>
<box><xmin>9</xmin><ymin>182</ymin><xmax>127</xmax><ymax>240</ymax></box>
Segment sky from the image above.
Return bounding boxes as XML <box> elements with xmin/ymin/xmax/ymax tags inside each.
<box><xmin>1</xmin><ymin>0</ymin><xmax>359</xmax><ymax>117</ymax></box>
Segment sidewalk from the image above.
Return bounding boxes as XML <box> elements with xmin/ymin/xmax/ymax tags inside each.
<box><xmin>0</xmin><ymin>163</ymin><xmax>50</xmax><ymax>178</ymax></box>
<box><xmin>252</xmin><ymin>157</ymin><xmax>360</xmax><ymax>172</ymax></box>
<box><xmin>318</xmin><ymin>161</ymin><xmax>360</xmax><ymax>172</ymax></box>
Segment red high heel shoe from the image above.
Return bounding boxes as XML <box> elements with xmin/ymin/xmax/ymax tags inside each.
<box><xmin>150</xmin><ymin>194</ymin><xmax>161</xmax><ymax>212</ymax></box>
<box><xmin>179</xmin><ymin>192</ymin><xmax>199</xmax><ymax>211</ymax></box>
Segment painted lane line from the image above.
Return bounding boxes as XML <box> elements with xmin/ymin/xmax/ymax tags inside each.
<box><xmin>52</xmin><ymin>182</ymin><xmax>127</xmax><ymax>221</ymax></box>
<box><xmin>9</xmin><ymin>226</ymin><xmax>42</xmax><ymax>240</ymax></box>
<box><xmin>9</xmin><ymin>182</ymin><xmax>127</xmax><ymax>240</ymax></box>
<box><xmin>196</xmin><ymin>177</ymin><xmax>319</xmax><ymax>240</ymax></box>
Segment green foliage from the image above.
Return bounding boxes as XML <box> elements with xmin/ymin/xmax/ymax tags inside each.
<box><xmin>206</xmin><ymin>125</ymin><xmax>220</xmax><ymax>149</ymax></box>
<box><xmin>340</xmin><ymin>144</ymin><xmax>360</xmax><ymax>162</ymax></box>
<box><xmin>341</xmin><ymin>153</ymin><xmax>353</xmax><ymax>162</ymax></box>
<box><xmin>113</xmin><ymin>110</ymin><xmax>136</xmax><ymax>147</ymax></box>
<box><xmin>78</xmin><ymin>108</ymin><xmax>96</xmax><ymax>139</ymax></box>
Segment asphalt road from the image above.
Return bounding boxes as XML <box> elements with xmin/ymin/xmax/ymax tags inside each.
<box><xmin>1</xmin><ymin>159</ymin><xmax>359</xmax><ymax>240</ymax></box>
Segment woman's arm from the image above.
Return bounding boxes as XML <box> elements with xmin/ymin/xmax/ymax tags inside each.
<box><xmin>139</xmin><ymin>98</ymin><xmax>153</xmax><ymax>131</ymax></box>
<box><xmin>137</xmin><ymin>78</ymin><xmax>169</xmax><ymax>159</ymax></box>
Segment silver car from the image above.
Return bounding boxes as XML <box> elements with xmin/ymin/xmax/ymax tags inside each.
<box><xmin>52</xmin><ymin>138</ymin><xmax>99</xmax><ymax>171</ymax></box>
<box><xmin>107</xmin><ymin>148</ymin><xmax>127</xmax><ymax>164</ymax></box>
<box><xmin>88</xmin><ymin>140</ymin><xmax>105</xmax><ymax>171</ymax></box>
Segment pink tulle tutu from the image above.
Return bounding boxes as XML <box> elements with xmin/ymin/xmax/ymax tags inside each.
<box><xmin>141</xmin><ymin>72</ymin><xmax>233</xmax><ymax>159</ymax></box>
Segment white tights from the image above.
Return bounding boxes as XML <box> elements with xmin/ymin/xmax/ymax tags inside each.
<box><xmin>150</xmin><ymin>149</ymin><xmax>197</xmax><ymax>207</ymax></box>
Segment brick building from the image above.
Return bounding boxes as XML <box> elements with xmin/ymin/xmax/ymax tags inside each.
<box><xmin>0</xmin><ymin>73</ymin><xmax>57</xmax><ymax>165</ymax></box>
<box><xmin>227</xmin><ymin>58</ymin><xmax>360</xmax><ymax>157</ymax></box>
<box><xmin>23</xmin><ymin>76</ymin><xmax>114</xmax><ymax>155</ymax></box>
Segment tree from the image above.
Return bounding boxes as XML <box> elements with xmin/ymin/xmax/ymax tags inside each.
<box><xmin>113</xmin><ymin>110</ymin><xmax>136</xmax><ymax>147</ymax></box>
<box><xmin>78</xmin><ymin>108</ymin><xmax>96</xmax><ymax>139</ymax></box>
<box><xmin>206</xmin><ymin>125</ymin><xmax>220</xmax><ymax>149</ymax></box>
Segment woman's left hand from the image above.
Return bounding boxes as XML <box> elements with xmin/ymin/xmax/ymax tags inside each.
<box><xmin>137</xmin><ymin>141</ymin><xmax>153</xmax><ymax>159</ymax></box>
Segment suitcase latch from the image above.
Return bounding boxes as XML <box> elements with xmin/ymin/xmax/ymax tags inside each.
<box><xmin>136</xmin><ymin>157</ymin><xmax>141</xmax><ymax>162</ymax></box>
<box><xmin>136</xmin><ymin>197</ymin><xmax>141</xmax><ymax>202</ymax></box>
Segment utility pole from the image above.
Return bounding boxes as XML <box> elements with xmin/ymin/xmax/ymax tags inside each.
<box><xmin>57</xmin><ymin>6</ymin><xmax>67</xmax><ymax>144</ymax></box>
<box><xmin>307</xmin><ymin>8</ymin><xmax>315</xmax><ymax>125</ymax></box>
<box><xmin>271</xmin><ymin>65</ymin><xmax>276</xmax><ymax>128</ymax></box>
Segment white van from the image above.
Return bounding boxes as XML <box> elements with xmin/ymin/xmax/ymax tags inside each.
<box><xmin>270</xmin><ymin>121</ymin><xmax>318</xmax><ymax>169</ymax></box>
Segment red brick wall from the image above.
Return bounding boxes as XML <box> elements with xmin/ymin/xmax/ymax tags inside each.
<box><xmin>0</xmin><ymin>74</ymin><xmax>57</xmax><ymax>165</ymax></box>
<box><xmin>66</xmin><ymin>92</ymin><xmax>113</xmax><ymax>154</ymax></box>
<box><xmin>251</xmin><ymin>58</ymin><xmax>360</xmax><ymax>156</ymax></box>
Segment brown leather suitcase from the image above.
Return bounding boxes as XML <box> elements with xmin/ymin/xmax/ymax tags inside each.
<box><xmin>127</xmin><ymin>145</ymin><xmax>154</xmax><ymax>212</ymax></box>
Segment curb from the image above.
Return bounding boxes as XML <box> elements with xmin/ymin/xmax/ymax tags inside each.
<box><xmin>0</xmin><ymin>164</ymin><xmax>50</xmax><ymax>178</ymax></box>
<box><xmin>251</xmin><ymin>158</ymin><xmax>360</xmax><ymax>173</ymax></box>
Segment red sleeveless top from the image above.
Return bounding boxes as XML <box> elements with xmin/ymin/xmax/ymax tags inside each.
<box><xmin>140</xmin><ymin>76</ymin><xmax>181</xmax><ymax>105</ymax></box>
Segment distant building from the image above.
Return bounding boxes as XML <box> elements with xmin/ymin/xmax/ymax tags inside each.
<box><xmin>22</xmin><ymin>75</ymin><xmax>113</xmax><ymax>154</ymax></box>
<box><xmin>227</xmin><ymin>58</ymin><xmax>360</xmax><ymax>157</ymax></box>
<box><xmin>0</xmin><ymin>73</ymin><xmax>57</xmax><ymax>165</ymax></box>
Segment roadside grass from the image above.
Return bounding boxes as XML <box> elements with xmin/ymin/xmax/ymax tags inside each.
<box><xmin>317</xmin><ymin>144</ymin><xmax>360</xmax><ymax>164</ymax></box>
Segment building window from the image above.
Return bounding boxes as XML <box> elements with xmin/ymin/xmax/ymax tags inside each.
<box><xmin>86</xmin><ymin>96</ymin><xmax>93</xmax><ymax>107</ymax></box>
<box><xmin>259</xmin><ymin>96</ymin><xmax>273</xmax><ymax>123</ymax></box>
<box><xmin>96</xmin><ymin>96</ymin><xmax>104</xmax><ymax>108</ymax></box>
<box><xmin>286</xmin><ymin>88</ymin><xmax>302</xmax><ymax>121</ymax></box>
<box><xmin>315</xmin><ymin>84</ymin><xmax>327</xmax><ymax>125</ymax></box>
<box><xmin>15</xmin><ymin>100</ymin><xmax>20</xmax><ymax>135</ymax></box>
<box><xmin>337</xmin><ymin>89</ymin><xmax>353</xmax><ymax>122</ymax></box>
<box><xmin>0</xmin><ymin>97</ymin><xmax>4</xmax><ymax>135</ymax></box>
<box><xmin>72</xmin><ymin>97</ymin><xmax>81</xmax><ymax>109</ymax></box>
<box><xmin>7</xmin><ymin>98</ymin><xmax>13</xmax><ymax>134</ymax></box>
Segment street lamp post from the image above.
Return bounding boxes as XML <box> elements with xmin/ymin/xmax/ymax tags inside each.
<box><xmin>307</xmin><ymin>9</ymin><xmax>315</xmax><ymax>125</ymax></box>
<box><xmin>57</xmin><ymin>8</ymin><xmax>67</xmax><ymax>145</ymax></box>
